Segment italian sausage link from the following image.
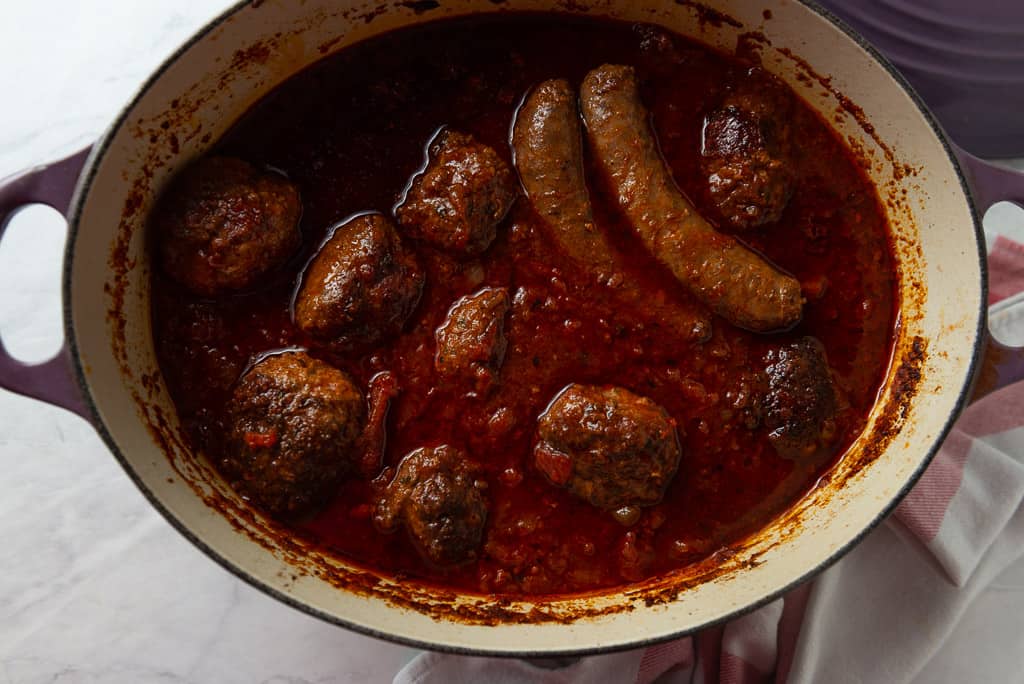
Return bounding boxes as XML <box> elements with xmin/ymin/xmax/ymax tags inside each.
<box><xmin>514</xmin><ymin>80</ymin><xmax>617</xmax><ymax>276</ymax></box>
<box><xmin>513</xmin><ymin>78</ymin><xmax>711</xmax><ymax>343</ymax></box>
<box><xmin>580</xmin><ymin>64</ymin><xmax>803</xmax><ymax>333</ymax></box>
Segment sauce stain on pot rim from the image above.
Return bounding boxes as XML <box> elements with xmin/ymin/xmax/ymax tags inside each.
<box><xmin>78</xmin><ymin>0</ymin><xmax>967</xmax><ymax>652</ymax></box>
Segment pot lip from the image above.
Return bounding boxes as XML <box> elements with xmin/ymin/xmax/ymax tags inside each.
<box><xmin>59</xmin><ymin>0</ymin><xmax>989</xmax><ymax>658</ymax></box>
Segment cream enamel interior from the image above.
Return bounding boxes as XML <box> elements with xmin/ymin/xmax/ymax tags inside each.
<box><xmin>66</xmin><ymin>0</ymin><xmax>984</xmax><ymax>653</ymax></box>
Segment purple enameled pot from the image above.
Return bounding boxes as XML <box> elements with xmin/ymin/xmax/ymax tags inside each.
<box><xmin>1</xmin><ymin>0</ymin><xmax>1022</xmax><ymax>656</ymax></box>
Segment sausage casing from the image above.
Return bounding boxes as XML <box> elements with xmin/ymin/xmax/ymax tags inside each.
<box><xmin>513</xmin><ymin>78</ymin><xmax>711</xmax><ymax>342</ymax></box>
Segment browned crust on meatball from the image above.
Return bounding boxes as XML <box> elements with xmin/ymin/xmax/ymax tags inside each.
<box><xmin>396</xmin><ymin>129</ymin><xmax>518</xmax><ymax>256</ymax></box>
<box><xmin>534</xmin><ymin>384</ymin><xmax>681</xmax><ymax>514</ymax></box>
<box><xmin>435</xmin><ymin>286</ymin><xmax>510</xmax><ymax>394</ymax></box>
<box><xmin>156</xmin><ymin>156</ymin><xmax>301</xmax><ymax>296</ymax></box>
<box><xmin>764</xmin><ymin>336</ymin><xmax>839</xmax><ymax>459</ymax></box>
<box><xmin>374</xmin><ymin>445</ymin><xmax>488</xmax><ymax>566</ymax></box>
<box><xmin>223</xmin><ymin>351</ymin><xmax>365</xmax><ymax>517</ymax></box>
<box><xmin>295</xmin><ymin>213</ymin><xmax>424</xmax><ymax>350</ymax></box>
<box><xmin>701</xmin><ymin>87</ymin><xmax>794</xmax><ymax>230</ymax></box>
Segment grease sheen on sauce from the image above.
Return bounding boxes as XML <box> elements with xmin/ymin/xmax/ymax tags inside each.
<box><xmin>152</xmin><ymin>14</ymin><xmax>896</xmax><ymax>596</ymax></box>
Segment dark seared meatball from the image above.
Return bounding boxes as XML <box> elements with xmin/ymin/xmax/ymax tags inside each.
<box><xmin>222</xmin><ymin>351</ymin><xmax>365</xmax><ymax>517</ymax></box>
<box><xmin>155</xmin><ymin>156</ymin><xmax>301</xmax><ymax>296</ymax></box>
<box><xmin>701</xmin><ymin>90</ymin><xmax>794</xmax><ymax>230</ymax></box>
<box><xmin>374</xmin><ymin>445</ymin><xmax>488</xmax><ymax>566</ymax></box>
<box><xmin>435</xmin><ymin>286</ymin><xmax>510</xmax><ymax>394</ymax></box>
<box><xmin>396</xmin><ymin>130</ymin><xmax>517</xmax><ymax>255</ymax></box>
<box><xmin>534</xmin><ymin>384</ymin><xmax>681</xmax><ymax>523</ymax></box>
<box><xmin>295</xmin><ymin>213</ymin><xmax>424</xmax><ymax>350</ymax></box>
<box><xmin>764</xmin><ymin>336</ymin><xmax>838</xmax><ymax>459</ymax></box>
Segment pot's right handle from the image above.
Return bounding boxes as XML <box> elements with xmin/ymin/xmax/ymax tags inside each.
<box><xmin>0</xmin><ymin>147</ymin><xmax>92</xmax><ymax>419</ymax></box>
<box><xmin>953</xmin><ymin>144</ymin><xmax>1024</xmax><ymax>401</ymax></box>
<box><xmin>955</xmin><ymin>145</ymin><xmax>1024</xmax><ymax>212</ymax></box>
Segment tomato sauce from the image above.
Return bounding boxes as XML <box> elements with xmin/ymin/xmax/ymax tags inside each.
<box><xmin>151</xmin><ymin>14</ymin><xmax>896</xmax><ymax>595</ymax></box>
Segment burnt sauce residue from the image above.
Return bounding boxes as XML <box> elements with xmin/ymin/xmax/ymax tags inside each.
<box><xmin>150</xmin><ymin>14</ymin><xmax>898</xmax><ymax>599</ymax></box>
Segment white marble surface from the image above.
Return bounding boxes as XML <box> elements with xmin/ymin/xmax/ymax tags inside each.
<box><xmin>1</xmin><ymin>3</ymin><xmax>1023</xmax><ymax>683</ymax></box>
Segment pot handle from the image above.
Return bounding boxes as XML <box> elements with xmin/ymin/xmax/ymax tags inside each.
<box><xmin>954</xmin><ymin>145</ymin><xmax>1024</xmax><ymax>213</ymax></box>
<box><xmin>0</xmin><ymin>147</ymin><xmax>92</xmax><ymax>419</ymax></box>
<box><xmin>952</xmin><ymin>144</ymin><xmax>1024</xmax><ymax>401</ymax></box>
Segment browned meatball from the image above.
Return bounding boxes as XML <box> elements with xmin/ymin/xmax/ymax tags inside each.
<box><xmin>764</xmin><ymin>337</ymin><xmax>838</xmax><ymax>459</ymax></box>
<box><xmin>534</xmin><ymin>384</ymin><xmax>681</xmax><ymax>523</ymax></box>
<box><xmin>155</xmin><ymin>156</ymin><xmax>301</xmax><ymax>296</ymax></box>
<box><xmin>435</xmin><ymin>287</ymin><xmax>510</xmax><ymax>394</ymax></box>
<box><xmin>295</xmin><ymin>213</ymin><xmax>424</xmax><ymax>350</ymax></box>
<box><xmin>222</xmin><ymin>351</ymin><xmax>365</xmax><ymax>517</ymax></box>
<box><xmin>701</xmin><ymin>90</ymin><xmax>794</xmax><ymax>230</ymax></box>
<box><xmin>396</xmin><ymin>130</ymin><xmax>517</xmax><ymax>255</ymax></box>
<box><xmin>374</xmin><ymin>445</ymin><xmax>488</xmax><ymax>566</ymax></box>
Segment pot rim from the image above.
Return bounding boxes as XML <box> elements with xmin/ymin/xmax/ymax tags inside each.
<box><xmin>59</xmin><ymin>0</ymin><xmax>990</xmax><ymax>657</ymax></box>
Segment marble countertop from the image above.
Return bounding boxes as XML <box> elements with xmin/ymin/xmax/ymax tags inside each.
<box><xmin>1</xmin><ymin>3</ymin><xmax>1021</xmax><ymax>683</ymax></box>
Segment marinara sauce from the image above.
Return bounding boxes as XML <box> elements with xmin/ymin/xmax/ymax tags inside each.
<box><xmin>152</xmin><ymin>14</ymin><xmax>896</xmax><ymax>595</ymax></box>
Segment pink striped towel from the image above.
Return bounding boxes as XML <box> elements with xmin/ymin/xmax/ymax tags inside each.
<box><xmin>395</xmin><ymin>237</ymin><xmax>1024</xmax><ymax>684</ymax></box>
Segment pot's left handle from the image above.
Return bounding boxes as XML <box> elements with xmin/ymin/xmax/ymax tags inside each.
<box><xmin>0</xmin><ymin>147</ymin><xmax>93</xmax><ymax>420</ymax></box>
<box><xmin>953</xmin><ymin>144</ymin><xmax>1024</xmax><ymax>401</ymax></box>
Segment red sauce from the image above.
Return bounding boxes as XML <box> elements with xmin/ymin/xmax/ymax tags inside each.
<box><xmin>152</xmin><ymin>14</ymin><xmax>896</xmax><ymax>596</ymax></box>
